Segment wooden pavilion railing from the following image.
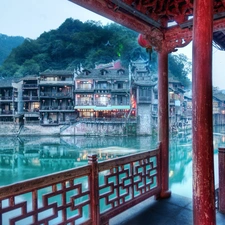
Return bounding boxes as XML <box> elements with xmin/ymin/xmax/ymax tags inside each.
<box><xmin>0</xmin><ymin>145</ymin><xmax>161</xmax><ymax>225</ymax></box>
<box><xmin>218</xmin><ymin>147</ymin><xmax>225</xmax><ymax>213</ymax></box>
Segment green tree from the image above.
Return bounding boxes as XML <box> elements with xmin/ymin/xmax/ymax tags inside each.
<box><xmin>14</xmin><ymin>59</ymin><xmax>40</xmax><ymax>77</ymax></box>
<box><xmin>0</xmin><ymin>17</ymin><xmax>191</xmax><ymax>88</ymax></box>
<box><xmin>0</xmin><ymin>34</ymin><xmax>24</xmax><ymax>65</ymax></box>
<box><xmin>169</xmin><ymin>53</ymin><xmax>191</xmax><ymax>88</ymax></box>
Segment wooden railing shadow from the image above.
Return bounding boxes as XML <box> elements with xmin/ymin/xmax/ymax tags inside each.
<box><xmin>0</xmin><ymin>145</ymin><xmax>161</xmax><ymax>225</ymax></box>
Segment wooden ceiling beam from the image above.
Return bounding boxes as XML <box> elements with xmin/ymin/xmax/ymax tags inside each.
<box><xmin>69</xmin><ymin>0</ymin><xmax>225</xmax><ymax>50</ymax></box>
<box><xmin>213</xmin><ymin>17</ymin><xmax>225</xmax><ymax>32</ymax></box>
<box><xmin>180</xmin><ymin>12</ymin><xmax>225</xmax><ymax>30</ymax></box>
<box><xmin>69</xmin><ymin>0</ymin><xmax>154</xmax><ymax>34</ymax></box>
<box><xmin>110</xmin><ymin>0</ymin><xmax>162</xmax><ymax>28</ymax></box>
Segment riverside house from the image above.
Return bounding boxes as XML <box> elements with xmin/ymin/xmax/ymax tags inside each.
<box><xmin>1</xmin><ymin>59</ymin><xmax>225</xmax><ymax>135</ymax></box>
<box><xmin>74</xmin><ymin>61</ymin><xmax>131</xmax><ymax>120</ymax></box>
<box><xmin>39</xmin><ymin>70</ymin><xmax>76</xmax><ymax>125</ymax></box>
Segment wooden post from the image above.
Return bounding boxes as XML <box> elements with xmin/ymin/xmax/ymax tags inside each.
<box><xmin>192</xmin><ymin>0</ymin><xmax>215</xmax><ymax>223</ymax></box>
<box><xmin>88</xmin><ymin>154</ymin><xmax>100</xmax><ymax>225</ymax></box>
<box><xmin>157</xmin><ymin>49</ymin><xmax>171</xmax><ymax>199</ymax></box>
<box><xmin>218</xmin><ymin>148</ymin><xmax>225</xmax><ymax>213</ymax></box>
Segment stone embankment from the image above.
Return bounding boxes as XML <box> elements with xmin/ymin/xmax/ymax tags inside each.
<box><xmin>0</xmin><ymin>123</ymin><xmax>20</xmax><ymax>136</ymax></box>
<box><xmin>0</xmin><ymin>122</ymin><xmax>125</xmax><ymax>136</ymax></box>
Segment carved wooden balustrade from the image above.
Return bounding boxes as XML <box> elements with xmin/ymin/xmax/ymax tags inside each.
<box><xmin>0</xmin><ymin>145</ymin><xmax>161</xmax><ymax>225</ymax></box>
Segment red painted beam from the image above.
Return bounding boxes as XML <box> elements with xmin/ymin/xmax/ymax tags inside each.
<box><xmin>68</xmin><ymin>0</ymin><xmax>153</xmax><ymax>34</ymax></box>
<box><xmin>192</xmin><ymin>0</ymin><xmax>216</xmax><ymax>224</ymax></box>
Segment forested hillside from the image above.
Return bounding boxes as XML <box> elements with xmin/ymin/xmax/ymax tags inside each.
<box><xmin>0</xmin><ymin>18</ymin><xmax>191</xmax><ymax>88</ymax></box>
<box><xmin>0</xmin><ymin>34</ymin><xmax>24</xmax><ymax>65</ymax></box>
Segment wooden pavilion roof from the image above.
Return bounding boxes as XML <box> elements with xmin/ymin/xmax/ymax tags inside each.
<box><xmin>69</xmin><ymin>0</ymin><xmax>225</xmax><ymax>50</ymax></box>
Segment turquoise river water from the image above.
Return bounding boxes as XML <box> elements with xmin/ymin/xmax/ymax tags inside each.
<box><xmin>1</xmin><ymin>126</ymin><xmax>225</xmax><ymax>199</ymax></box>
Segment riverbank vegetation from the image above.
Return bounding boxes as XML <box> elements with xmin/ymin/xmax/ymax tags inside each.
<box><xmin>0</xmin><ymin>18</ymin><xmax>191</xmax><ymax>88</ymax></box>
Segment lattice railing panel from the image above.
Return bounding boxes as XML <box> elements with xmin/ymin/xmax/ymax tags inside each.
<box><xmin>98</xmin><ymin>149</ymin><xmax>160</xmax><ymax>216</ymax></box>
<box><xmin>0</xmin><ymin>167</ymin><xmax>92</xmax><ymax>225</ymax></box>
<box><xmin>0</xmin><ymin>147</ymin><xmax>161</xmax><ymax>225</ymax></box>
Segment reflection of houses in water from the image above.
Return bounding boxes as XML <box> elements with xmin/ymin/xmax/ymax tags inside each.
<box><xmin>64</xmin><ymin>135</ymin><xmax>157</xmax><ymax>150</ymax></box>
<box><xmin>76</xmin><ymin>146</ymin><xmax>140</xmax><ymax>162</ymax></box>
<box><xmin>0</xmin><ymin>135</ymin><xmax>153</xmax><ymax>173</ymax></box>
<box><xmin>169</xmin><ymin>137</ymin><xmax>192</xmax><ymax>184</ymax></box>
<box><xmin>0</xmin><ymin>151</ymin><xmax>18</xmax><ymax>169</ymax></box>
<box><xmin>39</xmin><ymin>144</ymin><xmax>80</xmax><ymax>170</ymax></box>
<box><xmin>0</xmin><ymin>137</ymin><xmax>21</xmax><ymax>170</ymax></box>
<box><xmin>72</xmin><ymin>136</ymin><xmax>126</xmax><ymax>149</ymax></box>
<box><xmin>0</xmin><ymin>134</ymin><xmax>191</xmax><ymax>181</ymax></box>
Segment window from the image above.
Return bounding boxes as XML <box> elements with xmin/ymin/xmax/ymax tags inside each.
<box><xmin>118</xmin><ymin>83</ymin><xmax>123</xmax><ymax>89</ymax></box>
<box><xmin>100</xmin><ymin>69</ymin><xmax>107</xmax><ymax>75</ymax></box>
<box><xmin>46</xmin><ymin>77</ymin><xmax>55</xmax><ymax>81</ymax></box>
<box><xmin>118</xmin><ymin>70</ymin><xmax>124</xmax><ymax>75</ymax></box>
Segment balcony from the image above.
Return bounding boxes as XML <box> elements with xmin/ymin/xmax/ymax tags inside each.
<box><xmin>23</xmin><ymin>84</ymin><xmax>38</xmax><ymax>89</ymax></box>
<box><xmin>40</xmin><ymin>92</ymin><xmax>72</xmax><ymax>98</ymax></box>
<box><xmin>24</xmin><ymin>113</ymin><xmax>39</xmax><ymax>118</ymax></box>
<box><xmin>95</xmin><ymin>87</ymin><xmax>111</xmax><ymax>92</ymax></box>
<box><xmin>152</xmin><ymin>111</ymin><xmax>158</xmax><ymax>117</ymax></box>
<box><xmin>76</xmin><ymin>100</ymin><xmax>93</xmax><ymax>105</ymax></box>
<box><xmin>24</xmin><ymin>108</ymin><xmax>40</xmax><ymax>117</ymax></box>
<box><xmin>138</xmin><ymin>96</ymin><xmax>151</xmax><ymax>104</ymax></box>
<box><xmin>169</xmin><ymin>99</ymin><xmax>175</xmax><ymax>105</ymax></box>
<box><xmin>95</xmin><ymin>100</ymin><xmax>111</xmax><ymax>106</ymax></box>
<box><xmin>74</xmin><ymin>88</ymin><xmax>94</xmax><ymax>93</ymax></box>
<box><xmin>23</xmin><ymin>96</ymin><xmax>39</xmax><ymax>101</ymax></box>
<box><xmin>182</xmin><ymin>109</ymin><xmax>192</xmax><ymax>118</ymax></box>
<box><xmin>0</xmin><ymin>110</ymin><xmax>13</xmax><ymax>116</ymax></box>
<box><xmin>0</xmin><ymin>96</ymin><xmax>13</xmax><ymax>101</ymax></box>
<box><xmin>213</xmin><ymin>108</ymin><xmax>220</xmax><ymax>114</ymax></box>
<box><xmin>40</xmin><ymin>105</ymin><xmax>74</xmax><ymax>111</ymax></box>
<box><xmin>111</xmin><ymin>87</ymin><xmax>129</xmax><ymax>93</ymax></box>
<box><xmin>39</xmin><ymin>80</ymin><xmax>73</xmax><ymax>85</ymax></box>
<box><xmin>75</xmin><ymin>105</ymin><xmax>130</xmax><ymax>110</ymax></box>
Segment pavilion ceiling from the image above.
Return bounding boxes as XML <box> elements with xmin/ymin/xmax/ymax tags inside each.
<box><xmin>69</xmin><ymin>0</ymin><xmax>225</xmax><ymax>50</ymax></box>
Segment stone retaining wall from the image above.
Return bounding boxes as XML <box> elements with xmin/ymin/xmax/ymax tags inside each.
<box><xmin>61</xmin><ymin>122</ymin><xmax>125</xmax><ymax>136</ymax></box>
<box><xmin>0</xmin><ymin>122</ymin><xmax>126</xmax><ymax>136</ymax></box>
<box><xmin>137</xmin><ymin>104</ymin><xmax>152</xmax><ymax>135</ymax></box>
<box><xmin>0</xmin><ymin>123</ymin><xmax>20</xmax><ymax>136</ymax></box>
<box><xmin>19</xmin><ymin>125</ymin><xmax>61</xmax><ymax>136</ymax></box>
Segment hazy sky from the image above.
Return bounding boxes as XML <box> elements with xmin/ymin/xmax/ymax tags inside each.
<box><xmin>1</xmin><ymin>0</ymin><xmax>225</xmax><ymax>89</ymax></box>
<box><xmin>176</xmin><ymin>43</ymin><xmax>225</xmax><ymax>90</ymax></box>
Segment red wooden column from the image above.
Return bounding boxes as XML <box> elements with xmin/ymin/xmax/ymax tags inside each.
<box><xmin>157</xmin><ymin>49</ymin><xmax>171</xmax><ymax>198</ymax></box>
<box><xmin>192</xmin><ymin>0</ymin><xmax>215</xmax><ymax>223</ymax></box>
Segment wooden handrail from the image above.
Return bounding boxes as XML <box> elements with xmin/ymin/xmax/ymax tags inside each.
<box><xmin>0</xmin><ymin>165</ymin><xmax>91</xmax><ymax>199</ymax></box>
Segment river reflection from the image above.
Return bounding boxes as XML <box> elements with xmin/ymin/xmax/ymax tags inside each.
<box><xmin>0</xmin><ymin>135</ymin><xmax>158</xmax><ymax>186</ymax></box>
<box><xmin>1</xmin><ymin>126</ymin><xmax>225</xmax><ymax>199</ymax></box>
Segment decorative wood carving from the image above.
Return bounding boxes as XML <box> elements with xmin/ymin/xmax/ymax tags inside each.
<box><xmin>142</xmin><ymin>26</ymin><xmax>192</xmax><ymax>53</ymax></box>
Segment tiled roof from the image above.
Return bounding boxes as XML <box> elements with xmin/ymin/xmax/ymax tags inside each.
<box><xmin>76</xmin><ymin>68</ymin><xmax>129</xmax><ymax>80</ymax></box>
<box><xmin>131</xmin><ymin>56</ymin><xmax>148</xmax><ymax>64</ymax></box>
<box><xmin>213</xmin><ymin>93</ymin><xmax>225</xmax><ymax>101</ymax></box>
<box><xmin>168</xmin><ymin>77</ymin><xmax>181</xmax><ymax>84</ymax></box>
<box><xmin>133</xmin><ymin>81</ymin><xmax>156</xmax><ymax>86</ymax></box>
<box><xmin>0</xmin><ymin>77</ymin><xmax>20</xmax><ymax>87</ymax></box>
<box><xmin>22</xmin><ymin>75</ymin><xmax>39</xmax><ymax>80</ymax></box>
